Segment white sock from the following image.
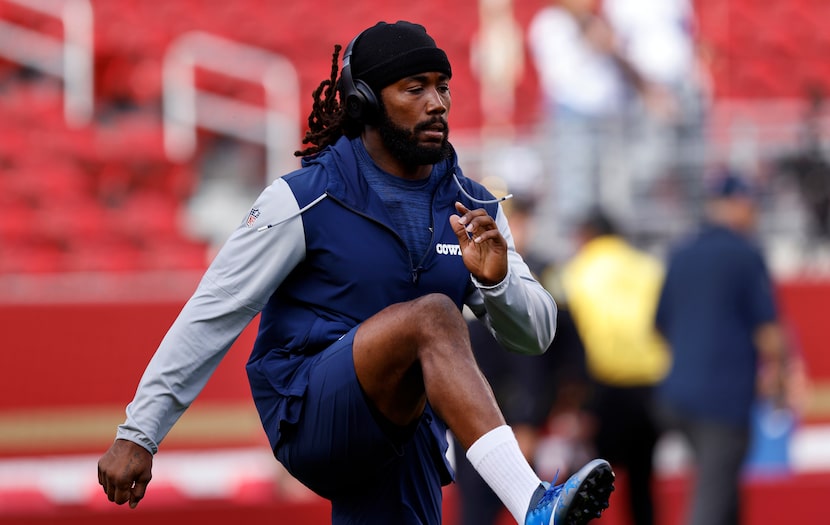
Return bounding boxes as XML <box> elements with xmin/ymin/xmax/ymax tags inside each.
<box><xmin>465</xmin><ymin>425</ymin><xmax>543</xmax><ymax>524</ymax></box>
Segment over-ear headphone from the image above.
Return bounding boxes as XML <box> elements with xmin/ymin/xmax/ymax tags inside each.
<box><xmin>339</xmin><ymin>31</ymin><xmax>380</xmax><ymax>124</ymax></box>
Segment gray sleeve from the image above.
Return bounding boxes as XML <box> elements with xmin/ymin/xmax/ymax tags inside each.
<box><xmin>116</xmin><ymin>178</ymin><xmax>307</xmax><ymax>454</ymax></box>
<box><xmin>465</xmin><ymin>204</ymin><xmax>557</xmax><ymax>355</ymax></box>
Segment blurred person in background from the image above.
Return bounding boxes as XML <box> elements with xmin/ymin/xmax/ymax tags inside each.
<box><xmin>96</xmin><ymin>20</ymin><xmax>615</xmax><ymax>525</ymax></box>
<box><xmin>776</xmin><ymin>84</ymin><xmax>830</xmax><ymax>252</ymax></box>
<box><xmin>560</xmin><ymin>209</ymin><xmax>669</xmax><ymax>525</ymax></box>
<box><xmin>603</xmin><ymin>0</ymin><xmax>711</xmax><ymax>229</ymax></box>
<box><xmin>452</xmin><ymin>195</ymin><xmax>592</xmax><ymax>525</ymax></box>
<box><xmin>526</xmin><ymin>0</ymin><xmax>676</xmax><ymax>262</ymax></box>
<box><xmin>527</xmin><ymin>0</ymin><xmax>627</xmax><ymax>262</ymax></box>
<box><xmin>655</xmin><ymin>170</ymin><xmax>791</xmax><ymax>525</ymax></box>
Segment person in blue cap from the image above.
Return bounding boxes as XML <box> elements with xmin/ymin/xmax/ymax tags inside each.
<box><xmin>655</xmin><ymin>168</ymin><xmax>790</xmax><ymax>525</ymax></box>
<box><xmin>97</xmin><ymin>21</ymin><xmax>614</xmax><ymax>524</ymax></box>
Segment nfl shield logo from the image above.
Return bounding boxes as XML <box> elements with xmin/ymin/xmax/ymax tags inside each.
<box><xmin>246</xmin><ymin>208</ymin><xmax>261</xmax><ymax>228</ymax></box>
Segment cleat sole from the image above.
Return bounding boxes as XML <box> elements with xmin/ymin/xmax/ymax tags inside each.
<box><xmin>557</xmin><ymin>461</ymin><xmax>615</xmax><ymax>525</ymax></box>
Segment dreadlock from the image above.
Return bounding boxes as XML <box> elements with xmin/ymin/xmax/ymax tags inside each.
<box><xmin>294</xmin><ymin>44</ymin><xmax>363</xmax><ymax>157</ymax></box>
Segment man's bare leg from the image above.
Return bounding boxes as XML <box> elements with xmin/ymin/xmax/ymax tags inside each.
<box><xmin>353</xmin><ymin>293</ymin><xmax>504</xmax><ymax>447</ymax></box>
<box><xmin>352</xmin><ymin>293</ymin><xmax>543</xmax><ymax>523</ymax></box>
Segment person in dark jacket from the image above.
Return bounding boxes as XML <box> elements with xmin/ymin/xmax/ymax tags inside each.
<box><xmin>655</xmin><ymin>170</ymin><xmax>790</xmax><ymax>525</ymax></box>
<box><xmin>97</xmin><ymin>21</ymin><xmax>614</xmax><ymax>525</ymax></box>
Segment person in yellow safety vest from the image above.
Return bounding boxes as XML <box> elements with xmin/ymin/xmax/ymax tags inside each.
<box><xmin>560</xmin><ymin>208</ymin><xmax>669</xmax><ymax>525</ymax></box>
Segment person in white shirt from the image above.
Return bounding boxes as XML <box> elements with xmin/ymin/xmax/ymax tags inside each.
<box><xmin>604</xmin><ymin>0</ymin><xmax>711</xmax><ymax>228</ymax></box>
<box><xmin>527</xmin><ymin>0</ymin><xmax>633</xmax><ymax>261</ymax></box>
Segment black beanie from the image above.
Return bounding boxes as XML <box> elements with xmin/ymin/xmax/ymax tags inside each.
<box><xmin>350</xmin><ymin>21</ymin><xmax>452</xmax><ymax>95</ymax></box>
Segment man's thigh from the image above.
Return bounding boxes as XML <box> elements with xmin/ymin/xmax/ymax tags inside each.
<box><xmin>276</xmin><ymin>329</ymin><xmax>448</xmax><ymax>499</ymax></box>
<box><xmin>276</xmin><ymin>328</ymin><xmax>390</xmax><ymax>493</ymax></box>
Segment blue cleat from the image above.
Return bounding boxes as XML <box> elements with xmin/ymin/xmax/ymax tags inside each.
<box><xmin>525</xmin><ymin>459</ymin><xmax>615</xmax><ymax>525</ymax></box>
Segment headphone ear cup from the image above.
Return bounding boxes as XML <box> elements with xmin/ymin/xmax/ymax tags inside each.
<box><xmin>340</xmin><ymin>29</ymin><xmax>379</xmax><ymax>124</ymax></box>
<box><xmin>350</xmin><ymin>79</ymin><xmax>379</xmax><ymax>123</ymax></box>
<box><xmin>343</xmin><ymin>80</ymin><xmax>365</xmax><ymax>120</ymax></box>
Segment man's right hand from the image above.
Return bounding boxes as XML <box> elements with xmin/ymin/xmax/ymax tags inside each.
<box><xmin>97</xmin><ymin>438</ymin><xmax>153</xmax><ymax>508</ymax></box>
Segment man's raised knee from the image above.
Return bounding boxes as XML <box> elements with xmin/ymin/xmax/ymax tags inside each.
<box><xmin>411</xmin><ymin>294</ymin><xmax>466</xmax><ymax>332</ymax></box>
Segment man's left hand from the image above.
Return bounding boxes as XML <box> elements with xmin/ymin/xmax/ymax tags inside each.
<box><xmin>450</xmin><ymin>201</ymin><xmax>508</xmax><ymax>286</ymax></box>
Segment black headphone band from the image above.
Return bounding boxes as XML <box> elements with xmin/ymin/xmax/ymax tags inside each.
<box><xmin>339</xmin><ymin>30</ymin><xmax>378</xmax><ymax>123</ymax></box>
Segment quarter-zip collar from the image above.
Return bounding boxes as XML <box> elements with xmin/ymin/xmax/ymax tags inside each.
<box><xmin>301</xmin><ymin>135</ymin><xmax>463</xmax><ymax>218</ymax></box>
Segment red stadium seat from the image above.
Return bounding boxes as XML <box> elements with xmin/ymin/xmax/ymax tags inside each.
<box><xmin>0</xmin><ymin>242</ymin><xmax>65</xmax><ymax>274</ymax></box>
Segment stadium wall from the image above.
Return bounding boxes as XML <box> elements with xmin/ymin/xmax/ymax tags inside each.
<box><xmin>2</xmin><ymin>280</ymin><xmax>828</xmax><ymax>418</ymax></box>
<box><xmin>0</xmin><ymin>279</ymin><xmax>829</xmax><ymax>523</ymax></box>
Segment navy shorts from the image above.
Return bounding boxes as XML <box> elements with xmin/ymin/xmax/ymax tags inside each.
<box><xmin>275</xmin><ymin>327</ymin><xmax>453</xmax><ymax>525</ymax></box>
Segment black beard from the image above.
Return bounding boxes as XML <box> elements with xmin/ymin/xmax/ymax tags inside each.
<box><xmin>377</xmin><ymin>112</ymin><xmax>452</xmax><ymax>166</ymax></box>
